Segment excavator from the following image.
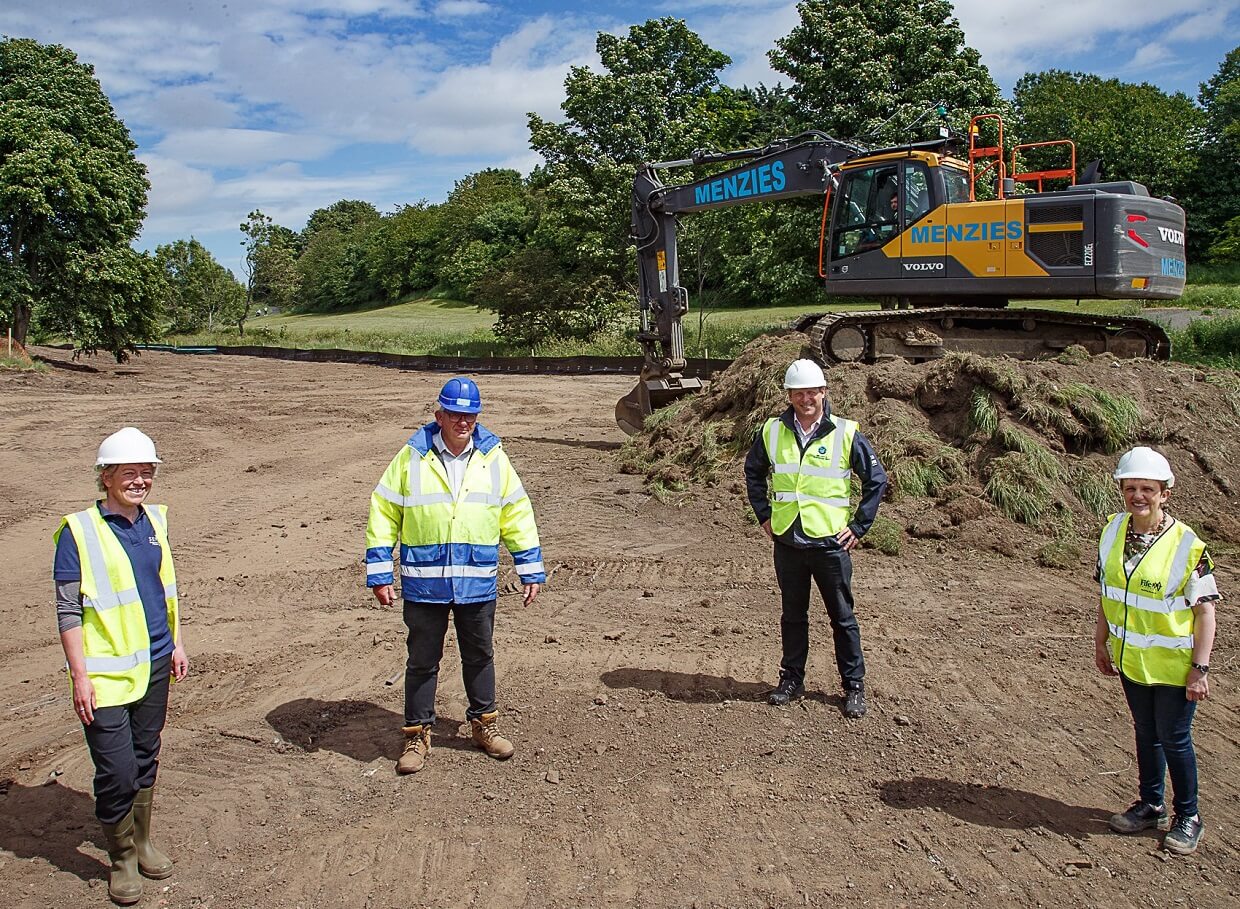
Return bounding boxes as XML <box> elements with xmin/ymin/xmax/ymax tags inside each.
<box><xmin>616</xmin><ymin>113</ymin><xmax>1187</xmax><ymax>434</ymax></box>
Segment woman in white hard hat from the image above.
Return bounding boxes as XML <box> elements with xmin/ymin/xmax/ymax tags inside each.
<box><xmin>1094</xmin><ymin>446</ymin><xmax>1219</xmax><ymax>856</ymax></box>
<box><xmin>52</xmin><ymin>427</ymin><xmax>188</xmax><ymax>905</ymax></box>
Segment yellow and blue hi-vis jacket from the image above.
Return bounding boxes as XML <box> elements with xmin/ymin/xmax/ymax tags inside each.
<box><xmin>365</xmin><ymin>422</ymin><xmax>545</xmax><ymax>604</ymax></box>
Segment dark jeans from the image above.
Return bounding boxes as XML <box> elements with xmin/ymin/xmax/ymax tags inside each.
<box><xmin>403</xmin><ymin>599</ymin><xmax>497</xmax><ymax>726</ymax></box>
<box><xmin>1121</xmin><ymin>673</ymin><xmax>1199</xmax><ymax>817</ymax></box>
<box><xmin>83</xmin><ymin>653</ymin><xmax>171</xmax><ymax>825</ymax></box>
<box><xmin>773</xmin><ymin>541</ymin><xmax>865</xmax><ymax>690</ymax></box>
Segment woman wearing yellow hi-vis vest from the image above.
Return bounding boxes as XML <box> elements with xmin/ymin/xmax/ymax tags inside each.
<box><xmin>1094</xmin><ymin>447</ymin><xmax>1219</xmax><ymax>857</ymax></box>
<box><xmin>53</xmin><ymin>427</ymin><xmax>188</xmax><ymax>905</ymax></box>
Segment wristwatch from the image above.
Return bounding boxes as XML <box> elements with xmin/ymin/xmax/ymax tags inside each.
<box><xmin>1191</xmin><ymin>662</ymin><xmax>1210</xmax><ymax>674</ymax></box>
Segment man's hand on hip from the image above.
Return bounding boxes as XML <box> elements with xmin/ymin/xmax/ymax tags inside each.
<box><xmin>835</xmin><ymin>527</ymin><xmax>859</xmax><ymax>552</ymax></box>
<box><xmin>372</xmin><ymin>584</ymin><xmax>396</xmax><ymax>606</ymax></box>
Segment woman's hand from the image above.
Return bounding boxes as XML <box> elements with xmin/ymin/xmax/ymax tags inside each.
<box><xmin>1094</xmin><ymin>641</ymin><xmax>1118</xmax><ymax>676</ymax></box>
<box><xmin>72</xmin><ymin>673</ymin><xmax>96</xmax><ymax>725</ymax></box>
<box><xmin>171</xmin><ymin>643</ymin><xmax>189</xmax><ymax>681</ymax></box>
<box><xmin>1186</xmin><ymin>667</ymin><xmax>1209</xmax><ymax>701</ymax></box>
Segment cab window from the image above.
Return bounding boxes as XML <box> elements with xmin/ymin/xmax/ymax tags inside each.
<box><xmin>903</xmin><ymin>162</ymin><xmax>932</xmax><ymax>224</ymax></box>
<box><xmin>832</xmin><ymin>164</ymin><xmax>899</xmax><ymax>259</ymax></box>
<box><xmin>942</xmin><ymin>166</ymin><xmax>970</xmax><ymax>204</ymax></box>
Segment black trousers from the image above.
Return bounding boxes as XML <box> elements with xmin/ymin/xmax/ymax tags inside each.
<box><xmin>83</xmin><ymin>652</ymin><xmax>171</xmax><ymax>824</ymax></box>
<box><xmin>773</xmin><ymin>542</ymin><xmax>865</xmax><ymax>690</ymax></box>
<box><xmin>403</xmin><ymin>599</ymin><xmax>497</xmax><ymax>726</ymax></box>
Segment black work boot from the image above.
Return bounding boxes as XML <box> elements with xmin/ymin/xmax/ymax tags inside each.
<box><xmin>1163</xmin><ymin>814</ymin><xmax>1204</xmax><ymax>855</ymax></box>
<box><xmin>842</xmin><ymin>687</ymin><xmax>867</xmax><ymax>719</ymax></box>
<box><xmin>1108</xmin><ymin>800</ymin><xmax>1168</xmax><ymax>834</ymax></box>
<box><xmin>767</xmin><ymin>676</ymin><xmax>804</xmax><ymax>706</ymax></box>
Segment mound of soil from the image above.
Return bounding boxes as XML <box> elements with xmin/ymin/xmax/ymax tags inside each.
<box><xmin>622</xmin><ymin>337</ymin><xmax>1240</xmax><ymax>561</ymax></box>
<box><xmin>0</xmin><ymin>337</ymin><xmax>33</xmax><ymax>366</ymax></box>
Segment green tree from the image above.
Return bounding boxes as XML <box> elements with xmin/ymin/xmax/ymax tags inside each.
<box><xmin>154</xmin><ymin>238</ymin><xmax>245</xmax><ymax>332</ymax></box>
<box><xmin>528</xmin><ymin>18</ymin><xmax>752</xmax><ymax>280</ymax></box>
<box><xmin>435</xmin><ymin>169</ymin><xmax>537</xmax><ymax>297</ymax></box>
<box><xmin>1012</xmin><ymin>71</ymin><xmax>1203</xmax><ymax>199</ymax></box>
<box><xmin>1186</xmin><ymin>47</ymin><xmax>1240</xmax><ymax>260</ymax></box>
<box><xmin>301</xmin><ymin>199</ymin><xmax>380</xmax><ymax>247</ymax></box>
<box><xmin>472</xmin><ymin>248</ymin><xmax>629</xmax><ymax>348</ymax></box>
<box><xmin>362</xmin><ymin>202</ymin><xmax>445</xmax><ymax>302</ymax></box>
<box><xmin>0</xmin><ymin>38</ymin><xmax>157</xmax><ymax>358</ymax></box>
<box><xmin>240</xmin><ymin>210</ymin><xmax>300</xmax><ymax>335</ymax></box>
<box><xmin>768</xmin><ymin>0</ymin><xmax>1004</xmax><ymax>143</ymax></box>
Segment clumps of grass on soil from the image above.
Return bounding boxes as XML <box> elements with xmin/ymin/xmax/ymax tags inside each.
<box><xmin>619</xmin><ymin>332</ymin><xmax>1240</xmax><ymax>562</ymax></box>
<box><xmin>617</xmin><ymin>332</ymin><xmax>809</xmax><ymax>492</ymax></box>
<box><xmin>860</xmin><ymin>515</ymin><xmax>902</xmax><ymax>555</ymax></box>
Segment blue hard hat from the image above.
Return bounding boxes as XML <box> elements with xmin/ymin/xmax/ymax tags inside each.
<box><xmin>438</xmin><ymin>377</ymin><xmax>482</xmax><ymax>414</ymax></box>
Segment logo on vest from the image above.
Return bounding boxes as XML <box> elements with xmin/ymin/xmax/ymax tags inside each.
<box><xmin>817</xmin><ymin>446</ymin><xmax>827</xmax><ymax>455</ymax></box>
<box><xmin>1138</xmin><ymin>578</ymin><xmax>1163</xmax><ymax>594</ymax></box>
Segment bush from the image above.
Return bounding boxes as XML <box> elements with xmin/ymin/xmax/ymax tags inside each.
<box><xmin>1171</xmin><ymin>316</ymin><xmax>1240</xmax><ymax>368</ymax></box>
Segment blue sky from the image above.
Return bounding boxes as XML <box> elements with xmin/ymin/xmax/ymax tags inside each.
<box><xmin>3</xmin><ymin>1</ymin><xmax>1237</xmax><ymax>276</ymax></box>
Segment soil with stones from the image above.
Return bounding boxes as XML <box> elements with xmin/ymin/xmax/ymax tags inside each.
<box><xmin>0</xmin><ymin>347</ymin><xmax>1236</xmax><ymax>909</ymax></box>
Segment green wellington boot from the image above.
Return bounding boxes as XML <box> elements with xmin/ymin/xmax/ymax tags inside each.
<box><xmin>100</xmin><ymin>809</ymin><xmax>143</xmax><ymax>905</ymax></box>
<box><xmin>132</xmin><ymin>787</ymin><xmax>174</xmax><ymax>879</ymax></box>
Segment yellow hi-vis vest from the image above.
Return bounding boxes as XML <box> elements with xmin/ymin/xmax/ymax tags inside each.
<box><xmin>1098</xmin><ymin>513</ymin><xmax>1204</xmax><ymax>686</ymax></box>
<box><xmin>763</xmin><ymin>414</ymin><xmax>857</xmax><ymax>537</ymax></box>
<box><xmin>366</xmin><ymin>423</ymin><xmax>544</xmax><ymax>604</ymax></box>
<box><xmin>54</xmin><ymin>505</ymin><xmax>179</xmax><ymax>708</ymax></box>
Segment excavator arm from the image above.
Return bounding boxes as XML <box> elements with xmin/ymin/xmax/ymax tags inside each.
<box><xmin>617</xmin><ymin>133</ymin><xmax>867</xmax><ymax>434</ymax></box>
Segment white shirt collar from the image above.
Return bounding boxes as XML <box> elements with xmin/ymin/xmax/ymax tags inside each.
<box><xmin>433</xmin><ymin>430</ymin><xmax>474</xmax><ymax>459</ymax></box>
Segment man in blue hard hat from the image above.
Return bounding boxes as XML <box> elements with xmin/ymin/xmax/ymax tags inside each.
<box><xmin>744</xmin><ymin>358</ymin><xmax>888</xmax><ymax>719</ymax></box>
<box><xmin>365</xmin><ymin>376</ymin><xmax>546</xmax><ymax>774</ymax></box>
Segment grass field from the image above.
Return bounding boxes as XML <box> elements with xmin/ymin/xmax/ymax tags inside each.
<box><xmin>163</xmin><ymin>282</ymin><xmax>1239</xmax><ymax>364</ymax></box>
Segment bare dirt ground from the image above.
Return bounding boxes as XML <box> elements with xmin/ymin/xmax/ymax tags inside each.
<box><xmin>1</xmin><ymin>348</ymin><xmax>1236</xmax><ymax>909</ymax></box>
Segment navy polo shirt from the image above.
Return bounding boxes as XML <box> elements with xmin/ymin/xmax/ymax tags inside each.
<box><xmin>54</xmin><ymin>503</ymin><xmax>173</xmax><ymax>660</ymax></box>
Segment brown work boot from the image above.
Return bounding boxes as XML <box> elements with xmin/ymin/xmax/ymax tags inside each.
<box><xmin>100</xmin><ymin>809</ymin><xmax>143</xmax><ymax>905</ymax></box>
<box><xmin>470</xmin><ymin>710</ymin><xmax>515</xmax><ymax>760</ymax></box>
<box><xmin>132</xmin><ymin>787</ymin><xmax>174</xmax><ymax>879</ymax></box>
<box><xmin>396</xmin><ymin>724</ymin><xmax>431</xmax><ymax>774</ymax></box>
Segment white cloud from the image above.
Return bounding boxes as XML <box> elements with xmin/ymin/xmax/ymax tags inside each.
<box><xmin>1167</xmin><ymin>5</ymin><xmax>1235</xmax><ymax>42</ymax></box>
<box><xmin>434</xmin><ymin>0</ymin><xmax>493</xmax><ymax>18</ymax></box>
<box><xmin>951</xmin><ymin>0</ymin><xmax>1222</xmax><ymax>82</ymax></box>
<box><xmin>154</xmin><ymin>129</ymin><xmax>341</xmax><ymax>167</ymax></box>
<box><xmin>1124</xmin><ymin>42</ymin><xmax>1176</xmax><ymax>72</ymax></box>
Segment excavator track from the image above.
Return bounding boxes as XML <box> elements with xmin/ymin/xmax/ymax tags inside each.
<box><xmin>792</xmin><ymin>307</ymin><xmax>1171</xmax><ymax>364</ymax></box>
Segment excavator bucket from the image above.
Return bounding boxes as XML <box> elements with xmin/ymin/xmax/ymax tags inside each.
<box><xmin>615</xmin><ymin>374</ymin><xmax>704</xmax><ymax>436</ymax></box>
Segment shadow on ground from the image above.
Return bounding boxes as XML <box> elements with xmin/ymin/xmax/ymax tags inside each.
<box><xmin>600</xmin><ymin>668</ymin><xmax>773</xmax><ymax>703</ymax></box>
<box><xmin>266</xmin><ymin>698</ymin><xmax>480</xmax><ymax>762</ymax></box>
<box><xmin>0</xmin><ymin>779</ymin><xmax>105</xmax><ymax>880</ymax></box>
<box><xmin>878</xmin><ymin>776</ymin><xmax>1114</xmax><ymax>837</ymax></box>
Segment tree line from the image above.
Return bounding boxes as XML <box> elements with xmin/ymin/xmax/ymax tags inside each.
<box><xmin>3</xmin><ymin>2</ymin><xmax>1238</xmax><ymax>359</ymax></box>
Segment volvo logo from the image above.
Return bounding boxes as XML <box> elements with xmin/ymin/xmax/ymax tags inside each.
<box><xmin>1158</xmin><ymin>227</ymin><xmax>1185</xmax><ymax>245</ymax></box>
<box><xmin>903</xmin><ymin>262</ymin><xmax>944</xmax><ymax>271</ymax></box>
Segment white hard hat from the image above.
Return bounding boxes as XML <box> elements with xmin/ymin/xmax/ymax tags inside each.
<box><xmin>95</xmin><ymin>427</ymin><xmax>162</xmax><ymax>467</ymax></box>
<box><xmin>783</xmin><ymin>358</ymin><xmax>827</xmax><ymax>389</ymax></box>
<box><xmin>1114</xmin><ymin>446</ymin><xmax>1174</xmax><ymax>488</ymax></box>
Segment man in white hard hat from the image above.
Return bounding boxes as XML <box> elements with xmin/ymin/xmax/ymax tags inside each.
<box><xmin>1093</xmin><ymin>446</ymin><xmax>1220</xmax><ymax>856</ymax></box>
<box><xmin>744</xmin><ymin>358</ymin><xmax>888</xmax><ymax>718</ymax></box>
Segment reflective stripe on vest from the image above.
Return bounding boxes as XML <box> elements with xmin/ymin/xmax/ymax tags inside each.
<box><xmin>58</xmin><ymin>505</ymin><xmax>178</xmax><ymax>708</ymax></box>
<box><xmin>1099</xmin><ymin>513</ymin><xmax>1202</xmax><ymax>686</ymax></box>
<box><xmin>764</xmin><ymin>415</ymin><xmax>856</xmax><ymax>537</ymax></box>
